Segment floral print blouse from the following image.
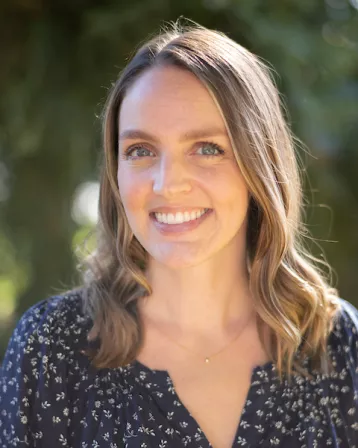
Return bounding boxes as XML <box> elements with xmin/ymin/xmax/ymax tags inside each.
<box><xmin>1</xmin><ymin>289</ymin><xmax>358</xmax><ymax>448</ymax></box>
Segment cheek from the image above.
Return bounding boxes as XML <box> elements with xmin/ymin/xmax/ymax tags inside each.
<box><xmin>207</xmin><ymin>167</ymin><xmax>249</xmax><ymax>208</ymax></box>
<box><xmin>117</xmin><ymin>167</ymin><xmax>149</xmax><ymax>213</ymax></box>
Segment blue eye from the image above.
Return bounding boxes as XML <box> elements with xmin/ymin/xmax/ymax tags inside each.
<box><xmin>197</xmin><ymin>141</ymin><xmax>225</xmax><ymax>157</ymax></box>
<box><xmin>123</xmin><ymin>146</ymin><xmax>154</xmax><ymax>159</ymax></box>
<box><xmin>122</xmin><ymin>141</ymin><xmax>225</xmax><ymax>160</ymax></box>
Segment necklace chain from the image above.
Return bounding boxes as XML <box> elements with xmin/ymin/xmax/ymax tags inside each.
<box><xmin>151</xmin><ymin>312</ymin><xmax>254</xmax><ymax>364</ymax></box>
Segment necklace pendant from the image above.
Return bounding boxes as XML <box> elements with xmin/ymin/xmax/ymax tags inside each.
<box><xmin>205</xmin><ymin>357</ymin><xmax>210</xmax><ymax>363</ymax></box>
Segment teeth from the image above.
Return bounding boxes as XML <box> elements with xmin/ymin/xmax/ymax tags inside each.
<box><xmin>154</xmin><ymin>209</ymin><xmax>208</xmax><ymax>224</ymax></box>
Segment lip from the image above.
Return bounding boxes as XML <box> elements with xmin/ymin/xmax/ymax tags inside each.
<box><xmin>149</xmin><ymin>208</ymin><xmax>213</xmax><ymax>234</ymax></box>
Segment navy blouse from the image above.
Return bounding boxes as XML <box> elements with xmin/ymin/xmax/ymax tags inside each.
<box><xmin>1</xmin><ymin>289</ymin><xmax>358</xmax><ymax>448</ymax></box>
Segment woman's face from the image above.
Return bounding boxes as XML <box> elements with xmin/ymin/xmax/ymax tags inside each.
<box><xmin>117</xmin><ymin>65</ymin><xmax>250</xmax><ymax>269</ymax></box>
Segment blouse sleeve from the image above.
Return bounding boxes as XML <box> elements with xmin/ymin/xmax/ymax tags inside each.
<box><xmin>337</xmin><ymin>297</ymin><xmax>358</xmax><ymax>372</ymax></box>
<box><xmin>0</xmin><ymin>297</ymin><xmax>71</xmax><ymax>447</ymax></box>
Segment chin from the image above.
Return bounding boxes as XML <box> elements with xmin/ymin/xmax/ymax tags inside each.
<box><xmin>149</xmin><ymin>247</ymin><xmax>210</xmax><ymax>270</ymax></box>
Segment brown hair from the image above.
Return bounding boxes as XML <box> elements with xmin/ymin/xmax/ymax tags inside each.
<box><xmin>79</xmin><ymin>19</ymin><xmax>341</xmax><ymax>384</ymax></box>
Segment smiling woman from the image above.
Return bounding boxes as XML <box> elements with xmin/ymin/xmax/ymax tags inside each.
<box><xmin>1</xmin><ymin>19</ymin><xmax>358</xmax><ymax>448</ymax></box>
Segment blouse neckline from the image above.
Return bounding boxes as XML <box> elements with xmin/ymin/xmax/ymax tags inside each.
<box><xmin>125</xmin><ymin>358</ymin><xmax>278</xmax><ymax>390</ymax></box>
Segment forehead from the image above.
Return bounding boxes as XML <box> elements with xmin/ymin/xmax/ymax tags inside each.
<box><xmin>118</xmin><ymin>65</ymin><xmax>227</xmax><ymax>134</ymax></box>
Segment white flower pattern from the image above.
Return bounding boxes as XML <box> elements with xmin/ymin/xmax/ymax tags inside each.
<box><xmin>0</xmin><ymin>290</ymin><xmax>358</xmax><ymax>447</ymax></box>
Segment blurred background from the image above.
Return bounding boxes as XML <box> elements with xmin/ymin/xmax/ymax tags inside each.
<box><xmin>1</xmin><ymin>0</ymin><xmax>358</xmax><ymax>361</ymax></box>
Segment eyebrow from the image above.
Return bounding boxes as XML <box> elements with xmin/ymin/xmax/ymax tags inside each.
<box><xmin>118</xmin><ymin>127</ymin><xmax>227</xmax><ymax>144</ymax></box>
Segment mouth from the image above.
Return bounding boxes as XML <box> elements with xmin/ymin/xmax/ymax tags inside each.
<box><xmin>149</xmin><ymin>208</ymin><xmax>212</xmax><ymax>224</ymax></box>
<box><xmin>149</xmin><ymin>208</ymin><xmax>213</xmax><ymax>234</ymax></box>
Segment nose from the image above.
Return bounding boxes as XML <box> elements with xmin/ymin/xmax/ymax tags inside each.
<box><xmin>152</xmin><ymin>154</ymin><xmax>192</xmax><ymax>198</ymax></box>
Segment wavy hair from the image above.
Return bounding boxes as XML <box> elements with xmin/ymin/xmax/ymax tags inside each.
<box><xmin>79</xmin><ymin>20</ymin><xmax>342</xmax><ymax>384</ymax></box>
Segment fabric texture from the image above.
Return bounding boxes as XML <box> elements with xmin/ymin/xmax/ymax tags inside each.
<box><xmin>1</xmin><ymin>289</ymin><xmax>358</xmax><ymax>447</ymax></box>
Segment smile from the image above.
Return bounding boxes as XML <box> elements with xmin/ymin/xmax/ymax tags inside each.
<box><xmin>149</xmin><ymin>208</ymin><xmax>213</xmax><ymax>235</ymax></box>
<box><xmin>152</xmin><ymin>208</ymin><xmax>210</xmax><ymax>225</ymax></box>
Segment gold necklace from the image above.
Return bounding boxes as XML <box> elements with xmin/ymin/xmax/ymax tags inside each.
<box><xmin>150</xmin><ymin>312</ymin><xmax>254</xmax><ymax>364</ymax></box>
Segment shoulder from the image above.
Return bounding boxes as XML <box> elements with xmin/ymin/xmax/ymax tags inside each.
<box><xmin>1</xmin><ymin>287</ymin><xmax>91</xmax><ymax>375</ymax></box>
<box><xmin>0</xmin><ymin>288</ymin><xmax>92</xmax><ymax>446</ymax></box>
<box><xmin>335</xmin><ymin>297</ymin><xmax>358</xmax><ymax>330</ymax></box>
<box><xmin>332</xmin><ymin>297</ymin><xmax>358</xmax><ymax>339</ymax></box>
<box><xmin>13</xmin><ymin>286</ymin><xmax>87</xmax><ymax>333</ymax></box>
<box><xmin>329</xmin><ymin>297</ymin><xmax>358</xmax><ymax>371</ymax></box>
<box><xmin>3</xmin><ymin>289</ymin><xmax>86</xmax><ymax>357</ymax></box>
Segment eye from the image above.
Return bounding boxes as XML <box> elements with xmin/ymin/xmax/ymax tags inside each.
<box><xmin>196</xmin><ymin>141</ymin><xmax>225</xmax><ymax>158</ymax></box>
<box><xmin>121</xmin><ymin>141</ymin><xmax>225</xmax><ymax>160</ymax></box>
<box><xmin>122</xmin><ymin>145</ymin><xmax>155</xmax><ymax>159</ymax></box>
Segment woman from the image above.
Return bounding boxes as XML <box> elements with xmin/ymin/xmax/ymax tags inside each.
<box><xmin>1</xmin><ymin>20</ymin><xmax>358</xmax><ymax>448</ymax></box>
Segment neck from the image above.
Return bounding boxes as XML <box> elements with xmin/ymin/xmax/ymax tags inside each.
<box><xmin>140</xmin><ymin>250</ymin><xmax>254</xmax><ymax>334</ymax></box>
